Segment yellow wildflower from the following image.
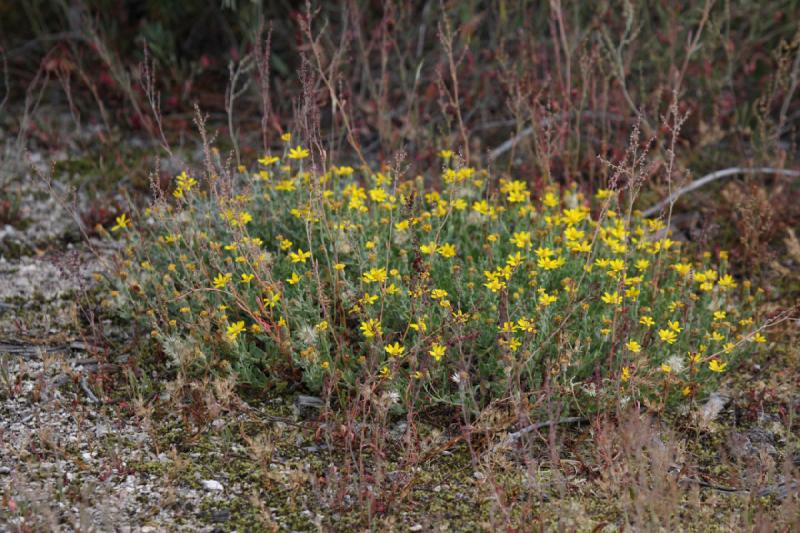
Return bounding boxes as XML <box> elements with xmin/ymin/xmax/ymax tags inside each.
<box><xmin>429</xmin><ymin>343</ymin><xmax>446</xmax><ymax>361</ymax></box>
<box><xmin>430</xmin><ymin>288</ymin><xmax>448</xmax><ymax>300</ymax></box>
<box><xmin>360</xmin><ymin>292</ymin><xmax>379</xmax><ymax>306</ymax></box>
<box><xmin>437</xmin><ymin>243</ymin><xmax>456</xmax><ymax>258</ymax></box>
<box><xmin>226</xmin><ymin>321</ymin><xmax>245</xmax><ymax>341</ymax></box>
<box><xmin>658</xmin><ymin>329</ymin><xmax>678</xmax><ymax>344</ymax></box>
<box><xmin>258</xmin><ymin>155</ymin><xmax>280</xmax><ymax>166</ymax></box>
<box><xmin>213</xmin><ymin>272</ymin><xmax>232</xmax><ymax>289</ymax></box>
<box><xmin>409</xmin><ymin>317</ymin><xmax>427</xmax><ymax>332</ymax></box>
<box><xmin>420</xmin><ymin>241</ymin><xmax>438</xmax><ymax>254</ymax></box>
<box><xmin>708</xmin><ymin>359</ymin><xmax>727</xmax><ymax>373</ymax></box>
<box><xmin>111</xmin><ymin>213</ymin><xmax>131</xmax><ymax>232</ymax></box>
<box><xmin>538</xmin><ymin>290</ymin><xmax>557</xmax><ymax>307</ymax></box>
<box><xmin>288</xmin><ymin>146</ymin><xmax>310</xmax><ymax>160</ymax></box>
<box><xmin>360</xmin><ymin>318</ymin><xmax>382</xmax><ymax>338</ymax></box>
<box><xmin>625</xmin><ymin>340</ymin><xmax>641</xmax><ymax>353</ymax></box>
<box><xmin>289</xmin><ymin>248</ymin><xmax>312</xmax><ymax>263</ymax></box>
<box><xmin>601</xmin><ymin>291</ymin><xmax>623</xmax><ymax>305</ymax></box>
<box><xmin>484</xmin><ymin>277</ymin><xmax>505</xmax><ymax>292</ymax></box>
<box><xmin>718</xmin><ymin>274</ymin><xmax>737</xmax><ymax>290</ymax></box>
<box><xmin>511</xmin><ymin>231</ymin><xmax>532</xmax><ymax>249</ymax></box>
<box><xmin>362</xmin><ymin>267</ymin><xmax>388</xmax><ymax>284</ymax></box>
<box><xmin>385</xmin><ymin>342</ymin><xmax>405</xmax><ymax>357</ymax></box>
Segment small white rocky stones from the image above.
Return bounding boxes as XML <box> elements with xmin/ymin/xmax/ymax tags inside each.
<box><xmin>200</xmin><ymin>479</ymin><xmax>224</xmax><ymax>492</ymax></box>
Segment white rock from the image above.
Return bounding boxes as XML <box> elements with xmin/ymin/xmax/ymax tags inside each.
<box><xmin>201</xmin><ymin>479</ymin><xmax>224</xmax><ymax>492</ymax></box>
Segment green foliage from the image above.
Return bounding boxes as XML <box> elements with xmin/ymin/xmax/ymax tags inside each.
<box><xmin>109</xmin><ymin>143</ymin><xmax>767</xmax><ymax>415</ymax></box>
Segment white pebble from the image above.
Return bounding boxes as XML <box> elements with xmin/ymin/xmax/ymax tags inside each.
<box><xmin>201</xmin><ymin>479</ymin><xmax>224</xmax><ymax>492</ymax></box>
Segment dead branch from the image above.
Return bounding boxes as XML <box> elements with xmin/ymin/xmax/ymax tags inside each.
<box><xmin>491</xmin><ymin>416</ymin><xmax>587</xmax><ymax>451</ymax></box>
<box><xmin>488</xmin><ymin>111</ymin><xmax>623</xmax><ymax>161</ymax></box>
<box><xmin>642</xmin><ymin>167</ymin><xmax>800</xmax><ymax>217</ymax></box>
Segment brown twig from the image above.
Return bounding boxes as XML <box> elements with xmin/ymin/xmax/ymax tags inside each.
<box><xmin>642</xmin><ymin>167</ymin><xmax>800</xmax><ymax>217</ymax></box>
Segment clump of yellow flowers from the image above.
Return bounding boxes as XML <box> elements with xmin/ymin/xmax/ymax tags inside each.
<box><xmin>111</xmin><ymin>140</ymin><xmax>768</xmax><ymax>413</ymax></box>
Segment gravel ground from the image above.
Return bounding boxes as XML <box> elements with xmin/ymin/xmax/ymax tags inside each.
<box><xmin>0</xmin><ymin>149</ymin><xmax>250</xmax><ymax>532</ymax></box>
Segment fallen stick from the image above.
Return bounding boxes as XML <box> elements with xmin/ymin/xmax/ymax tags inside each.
<box><xmin>80</xmin><ymin>377</ymin><xmax>100</xmax><ymax>403</ymax></box>
<box><xmin>487</xmin><ymin>112</ymin><xmax>623</xmax><ymax>161</ymax></box>
<box><xmin>0</xmin><ymin>342</ymin><xmax>70</xmax><ymax>358</ymax></box>
<box><xmin>492</xmin><ymin>416</ymin><xmax>587</xmax><ymax>452</ymax></box>
<box><xmin>642</xmin><ymin>167</ymin><xmax>800</xmax><ymax>217</ymax></box>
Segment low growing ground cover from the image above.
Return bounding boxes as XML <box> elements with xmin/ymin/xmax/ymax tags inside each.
<box><xmin>110</xmin><ymin>137</ymin><xmax>776</xmax><ymax>421</ymax></box>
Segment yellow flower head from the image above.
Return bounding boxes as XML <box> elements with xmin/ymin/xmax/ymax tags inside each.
<box><xmin>430</xmin><ymin>288</ymin><xmax>448</xmax><ymax>300</ymax></box>
<box><xmin>511</xmin><ymin>231</ymin><xmax>532</xmax><ymax>249</ymax></box>
<box><xmin>542</xmin><ymin>192</ymin><xmax>559</xmax><ymax>208</ymax></box>
<box><xmin>111</xmin><ymin>213</ymin><xmax>131</xmax><ymax>232</ymax></box>
<box><xmin>601</xmin><ymin>291</ymin><xmax>623</xmax><ymax>305</ymax></box>
<box><xmin>258</xmin><ymin>155</ymin><xmax>280</xmax><ymax>166</ymax></box>
<box><xmin>362</xmin><ymin>267</ymin><xmax>388</xmax><ymax>284</ymax></box>
<box><xmin>385</xmin><ymin>342</ymin><xmax>405</xmax><ymax>357</ymax></box>
<box><xmin>708</xmin><ymin>359</ymin><xmax>727</xmax><ymax>373</ymax></box>
<box><xmin>437</xmin><ymin>243</ymin><xmax>456</xmax><ymax>258</ymax></box>
<box><xmin>288</xmin><ymin>146</ymin><xmax>310</xmax><ymax>160</ymax></box>
<box><xmin>289</xmin><ymin>248</ymin><xmax>312</xmax><ymax>263</ymax></box>
<box><xmin>658</xmin><ymin>329</ymin><xmax>678</xmax><ymax>344</ymax></box>
<box><xmin>213</xmin><ymin>272</ymin><xmax>232</xmax><ymax>289</ymax></box>
<box><xmin>625</xmin><ymin>340</ymin><xmax>641</xmax><ymax>353</ymax></box>
<box><xmin>360</xmin><ymin>318</ymin><xmax>382</xmax><ymax>338</ymax></box>
<box><xmin>226</xmin><ymin>321</ymin><xmax>246</xmax><ymax>341</ymax></box>
<box><xmin>718</xmin><ymin>274</ymin><xmax>737</xmax><ymax>290</ymax></box>
<box><xmin>538</xmin><ymin>290</ymin><xmax>557</xmax><ymax>307</ymax></box>
<box><xmin>484</xmin><ymin>278</ymin><xmax>505</xmax><ymax>293</ymax></box>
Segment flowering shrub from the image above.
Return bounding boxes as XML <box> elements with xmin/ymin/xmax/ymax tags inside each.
<box><xmin>110</xmin><ymin>140</ymin><xmax>767</xmax><ymax>414</ymax></box>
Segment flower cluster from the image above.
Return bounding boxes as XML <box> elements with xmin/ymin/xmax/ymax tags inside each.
<box><xmin>111</xmin><ymin>140</ymin><xmax>766</xmax><ymax>412</ymax></box>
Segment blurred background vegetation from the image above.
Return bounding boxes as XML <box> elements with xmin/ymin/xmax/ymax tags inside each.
<box><xmin>1</xmin><ymin>0</ymin><xmax>799</xmax><ymax>271</ymax></box>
